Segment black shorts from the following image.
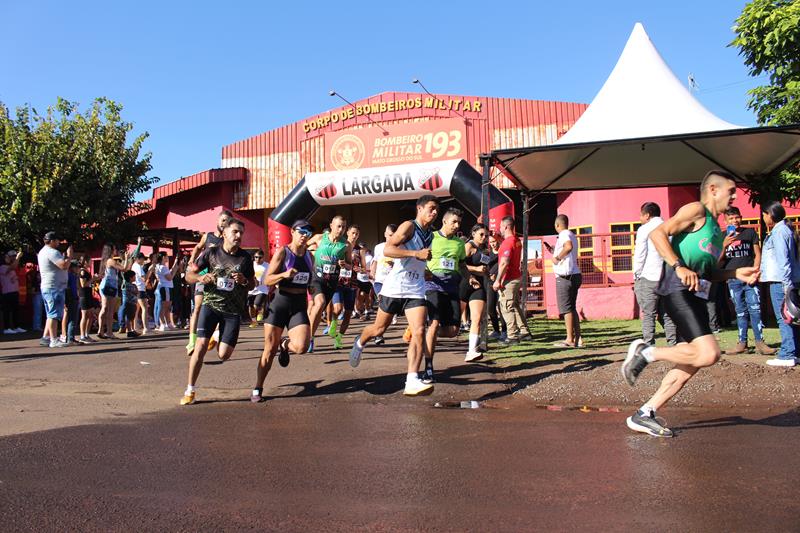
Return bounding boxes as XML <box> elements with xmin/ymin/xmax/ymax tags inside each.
<box><xmin>196</xmin><ymin>305</ymin><xmax>241</xmax><ymax>347</ymax></box>
<box><xmin>248</xmin><ymin>293</ymin><xmax>268</xmax><ymax>309</ymax></box>
<box><xmin>310</xmin><ymin>279</ymin><xmax>337</xmax><ymax>304</ymax></box>
<box><xmin>138</xmin><ymin>291</ymin><xmax>147</xmax><ymax>300</ymax></box>
<box><xmin>265</xmin><ymin>291</ymin><xmax>309</xmax><ymax>330</ymax></box>
<box><xmin>661</xmin><ymin>289</ymin><xmax>711</xmax><ymax>343</ymax></box>
<box><xmin>101</xmin><ymin>286</ymin><xmax>118</xmax><ymax>298</ymax></box>
<box><xmin>556</xmin><ymin>274</ymin><xmax>582</xmax><ymax>315</ymax></box>
<box><xmin>124</xmin><ymin>303</ymin><xmax>137</xmax><ymax>321</ymax></box>
<box><xmin>79</xmin><ymin>297</ymin><xmax>93</xmax><ymax>311</ymax></box>
<box><xmin>459</xmin><ymin>277</ymin><xmax>486</xmax><ymax>302</ymax></box>
<box><xmin>356</xmin><ymin>281</ymin><xmax>372</xmax><ymax>294</ymax></box>
<box><xmin>379</xmin><ymin>296</ymin><xmax>427</xmax><ymax>316</ymax></box>
<box><xmin>425</xmin><ymin>290</ymin><xmax>461</xmax><ymax>327</ymax></box>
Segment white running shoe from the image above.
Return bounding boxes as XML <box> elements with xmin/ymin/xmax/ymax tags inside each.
<box><xmin>403</xmin><ymin>377</ymin><xmax>434</xmax><ymax>396</ymax></box>
<box><xmin>349</xmin><ymin>340</ymin><xmax>363</xmax><ymax>368</ymax></box>
<box><xmin>766</xmin><ymin>357</ymin><xmax>796</xmax><ymax>367</ymax></box>
<box><xmin>464</xmin><ymin>350</ymin><xmax>483</xmax><ymax>362</ymax></box>
<box><xmin>13</xmin><ymin>327</ymin><xmax>27</xmax><ymax>334</ymax></box>
<box><xmin>3</xmin><ymin>329</ymin><xmax>15</xmax><ymax>335</ymax></box>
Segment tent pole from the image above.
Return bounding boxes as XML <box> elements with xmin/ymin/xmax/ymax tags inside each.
<box><xmin>521</xmin><ymin>191</ymin><xmax>530</xmax><ymax>326</ymax></box>
<box><xmin>480</xmin><ymin>155</ymin><xmax>491</xmax><ymax>351</ymax></box>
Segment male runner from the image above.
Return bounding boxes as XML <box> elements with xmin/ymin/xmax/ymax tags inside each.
<box><xmin>620</xmin><ymin>170</ymin><xmax>759</xmax><ymax>437</ymax></box>
<box><xmin>251</xmin><ymin>220</ymin><xmax>314</xmax><ymax>402</ymax></box>
<box><xmin>186</xmin><ymin>208</ymin><xmax>232</xmax><ymax>354</ymax></box>
<box><xmin>349</xmin><ymin>195</ymin><xmax>438</xmax><ymax>396</ymax></box>
<box><xmin>329</xmin><ymin>224</ymin><xmax>365</xmax><ymax>348</ymax></box>
<box><xmin>306</xmin><ymin>216</ymin><xmax>352</xmax><ymax>351</ymax></box>
<box><xmin>181</xmin><ymin>218</ymin><xmax>255</xmax><ymax>405</ymax></box>
<box><xmin>370</xmin><ymin>224</ymin><xmax>397</xmax><ymax>345</ymax></box>
<box><xmin>422</xmin><ymin>208</ymin><xmax>476</xmax><ymax>383</ymax></box>
<box><xmin>247</xmin><ymin>249</ymin><xmax>269</xmax><ymax>328</ymax></box>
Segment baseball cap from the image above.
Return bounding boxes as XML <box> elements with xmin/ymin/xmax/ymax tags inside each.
<box><xmin>291</xmin><ymin>219</ymin><xmax>313</xmax><ymax>232</ymax></box>
<box><xmin>43</xmin><ymin>231</ymin><xmax>58</xmax><ymax>242</ymax></box>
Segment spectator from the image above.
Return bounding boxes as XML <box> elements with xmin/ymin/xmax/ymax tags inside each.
<box><xmin>486</xmin><ymin>232</ymin><xmax>506</xmax><ymax>340</ymax></box>
<box><xmin>77</xmin><ymin>259</ymin><xmax>99</xmax><ymax>344</ymax></box>
<box><xmin>760</xmin><ymin>201</ymin><xmax>800</xmax><ymax>367</ymax></box>
<box><xmin>27</xmin><ymin>263</ymin><xmax>44</xmax><ymax>331</ymax></box>
<box><xmin>154</xmin><ymin>251</ymin><xmax>181</xmax><ymax>331</ymax></box>
<box><xmin>633</xmin><ymin>202</ymin><xmax>677</xmax><ymax>346</ymax></box>
<box><xmin>1</xmin><ymin>250</ymin><xmax>25</xmax><ymax>334</ymax></box>
<box><xmin>131</xmin><ymin>253</ymin><xmax>150</xmax><ymax>334</ymax></box>
<box><xmin>544</xmin><ymin>214</ymin><xmax>582</xmax><ymax>348</ymax></box>
<box><xmin>721</xmin><ymin>206</ymin><xmax>775</xmax><ymax>355</ymax></box>
<box><xmin>98</xmin><ymin>239</ymin><xmax>140</xmax><ymax>339</ymax></box>
<box><xmin>119</xmin><ymin>270</ymin><xmax>140</xmax><ymax>338</ymax></box>
<box><xmin>61</xmin><ymin>261</ymin><xmax>80</xmax><ymax>344</ymax></box>
<box><xmin>37</xmin><ymin>232</ymin><xmax>73</xmax><ymax>348</ymax></box>
<box><xmin>492</xmin><ymin>216</ymin><xmax>532</xmax><ymax>344</ymax></box>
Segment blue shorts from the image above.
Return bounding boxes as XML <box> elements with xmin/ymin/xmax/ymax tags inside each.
<box><xmin>42</xmin><ymin>288</ymin><xmax>65</xmax><ymax>320</ymax></box>
<box><xmin>373</xmin><ymin>282</ymin><xmax>383</xmax><ymax>296</ymax></box>
<box><xmin>332</xmin><ymin>287</ymin><xmax>356</xmax><ymax>311</ymax></box>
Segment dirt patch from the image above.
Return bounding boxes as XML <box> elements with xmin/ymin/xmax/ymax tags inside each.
<box><xmin>501</xmin><ymin>355</ymin><xmax>800</xmax><ymax>409</ymax></box>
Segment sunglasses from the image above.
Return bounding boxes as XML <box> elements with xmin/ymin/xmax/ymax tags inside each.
<box><xmin>295</xmin><ymin>228</ymin><xmax>313</xmax><ymax>237</ymax></box>
<box><xmin>253</xmin><ymin>255</ymin><xmax>263</xmax><ymax>259</ymax></box>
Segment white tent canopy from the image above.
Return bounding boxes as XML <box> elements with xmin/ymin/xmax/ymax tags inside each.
<box><xmin>492</xmin><ymin>23</ymin><xmax>800</xmax><ymax>192</ymax></box>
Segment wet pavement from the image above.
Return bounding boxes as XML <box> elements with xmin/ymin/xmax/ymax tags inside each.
<box><xmin>1</xmin><ymin>326</ymin><xmax>800</xmax><ymax>531</ymax></box>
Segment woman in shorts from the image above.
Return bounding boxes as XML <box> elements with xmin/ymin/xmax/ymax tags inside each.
<box><xmin>251</xmin><ymin>220</ymin><xmax>314</xmax><ymax>402</ymax></box>
<box><xmin>97</xmin><ymin>240</ymin><xmax>139</xmax><ymax>339</ymax></box>
<box><xmin>460</xmin><ymin>223</ymin><xmax>493</xmax><ymax>361</ymax></box>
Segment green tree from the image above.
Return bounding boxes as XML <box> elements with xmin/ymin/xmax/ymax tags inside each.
<box><xmin>0</xmin><ymin>97</ymin><xmax>156</xmax><ymax>251</ymax></box>
<box><xmin>732</xmin><ymin>0</ymin><xmax>800</xmax><ymax>205</ymax></box>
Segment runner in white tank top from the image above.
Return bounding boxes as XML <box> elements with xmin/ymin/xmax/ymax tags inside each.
<box><xmin>349</xmin><ymin>195</ymin><xmax>440</xmax><ymax>397</ymax></box>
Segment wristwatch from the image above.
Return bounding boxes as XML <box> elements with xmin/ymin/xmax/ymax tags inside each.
<box><xmin>672</xmin><ymin>259</ymin><xmax>685</xmax><ymax>270</ymax></box>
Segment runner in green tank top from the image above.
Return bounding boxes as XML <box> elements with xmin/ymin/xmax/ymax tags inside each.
<box><xmin>619</xmin><ymin>170</ymin><xmax>760</xmax><ymax>438</ymax></box>
<box><xmin>306</xmin><ymin>216</ymin><xmax>353</xmax><ymax>351</ymax></box>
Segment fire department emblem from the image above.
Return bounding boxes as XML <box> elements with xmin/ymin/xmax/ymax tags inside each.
<box><xmin>418</xmin><ymin>168</ymin><xmax>443</xmax><ymax>191</ymax></box>
<box><xmin>330</xmin><ymin>134</ymin><xmax>365</xmax><ymax>171</ymax></box>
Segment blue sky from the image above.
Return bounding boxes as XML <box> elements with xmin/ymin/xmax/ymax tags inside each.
<box><xmin>2</xmin><ymin>1</ymin><xmax>760</xmax><ymax>193</ymax></box>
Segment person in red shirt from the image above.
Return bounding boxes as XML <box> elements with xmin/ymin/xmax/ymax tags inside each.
<box><xmin>492</xmin><ymin>216</ymin><xmax>532</xmax><ymax>344</ymax></box>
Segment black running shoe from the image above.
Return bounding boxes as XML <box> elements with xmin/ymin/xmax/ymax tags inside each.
<box><xmin>621</xmin><ymin>339</ymin><xmax>649</xmax><ymax>386</ymax></box>
<box><xmin>626</xmin><ymin>409</ymin><xmax>674</xmax><ymax>438</ymax></box>
<box><xmin>277</xmin><ymin>337</ymin><xmax>290</xmax><ymax>368</ymax></box>
<box><xmin>420</xmin><ymin>366</ymin><xmax>434</xmax><ymax>384</ymax></box>
<box><xmin>373</xmin><ymin>336</ymin><xmax>385</xmax><ymax>346</ymax></box>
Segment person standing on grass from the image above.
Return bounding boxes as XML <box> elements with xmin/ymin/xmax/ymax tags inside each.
<box><xmin>620</xmin><ymin>170</ymin><xmax>760</xmax><ymax>437</ymax></box>
<box><xmin>37</xmin><ymin>232</ymin><xmax>73</xmax><ymax>348</ymax></box>
<box><xmin>759</xmin><ymin>201</ymin><xmax>800</xmax><ymax>367</ymax></box>
<box><xmin>633</xmin><ymin>202</ymin><xmax>677</xmax><ymax>347</ymax></box>
<box><xmin>543</xmin><ymin>215</ymin><xmax>581</xmax><ymax>348</ymax></box>
<box><xmin>493</xmin><ymin>216</ymin><xmax>532</xmax><ymax>345</ymax></box>
<box><xmin>486</xmin><ymin>232</ymin><xmax>506</xmax><ymax>341</ymax></box>
<box><xmin>721</xmin><ymin>206</ymin><xmax>775</xmax><ymax>356</ymax></box>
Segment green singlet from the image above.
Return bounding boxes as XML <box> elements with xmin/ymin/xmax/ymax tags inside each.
<box><xmin>314</xmin><ymin>231</ymin><xmax>347</xmax><ymax>278</ymax></box>
<box><xmin>671</xmin><ymin>207</ymin><xmax>724</xmax><ymax>278</ymax></box>
<box><xmin>427</xmin><ymin>231</ymin><xmax>466</xmax><ymax>276</ymax></box>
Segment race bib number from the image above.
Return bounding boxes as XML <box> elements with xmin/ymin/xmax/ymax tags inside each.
<box><xmin>479</xmin><ymin>254</ymin><xmax>491</xmax><ymax>265</ymax></box>
<box><xmin>292</xmin><ymin>272</ymin><xmax>310</xmax><ymax>285</ymax></box>
<box><xmin>339</xmin><ymin>269</ymin><xmax>352</xmax><ymax>279</ymax></box>
<box><xmin>322</xmin><ymin>264</ymin><xmax>338</xmax><ymax>274</ymax></box>
<box><xmin>403</xmin><ymin>271</ymin><xmax>421</xmax><ymax>281</ymax></box>
<box><xmin>216</xmin><ymin>277</ymin><xmax>235</xmax><ymax>292</ymax></box>
<box><xmin>694</xmin><ymin>279</ymin><xmax>711</xmax><ymax>300</ymax></box>
<box><xmin>439</xmin><ymin>258</ymin><xmax>456</xmax><ymax>271</ymax></box>
<box><xmin>357</xmin><ymin>272</ymin><xmax>370</xmax><ymax>282</ymax></box>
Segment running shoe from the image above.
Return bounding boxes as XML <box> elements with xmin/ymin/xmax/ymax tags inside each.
<box><xmin>766</xmin><ymin>357</ymin><xmax>797</xmax><ymax>367</ymax></box>
<box><xmin>77</xmin><ymin>337</ymin><xmax>91</xmax><ymax>345</ymax></box>
<box><xmin>373</xmin><ymin>335</ymin><xmax>385</xmax><ymax>346</ymax></box>
<box><xmin>278</xmin><ymin>337</ymin><xmax>291</xmax><ymax>367</ymax></box>
<box><xmin>626</xmin><ymin>409</ymin><xmax>674</xmax><ymax>437</ymax></box>
<box><xmin>488</xmin><ymin>331</ymin><xmax>502</xmax><ymax>341</ymax></box>
<box><xmin>464</xmin><ymin>350</ymin><xmax>483</xmax><ymax>362</ymax></box>
<box><xmin>351</xmin><ymin>310</ymin><xmax>360</xmax><ymax>319</ymax></box>
<box><xmin>86</xmin><ymin>336</ymin><xmax>98</xmax><ymax>343</ymax></box>
<box><xmin>49</xmin><ymin>340</ymin><xmax>70</xmax><ymax>348</ymax></box>
<box><xmin>391</xmin><ymin>316</ymin><xmax>398</xmax><ymax>325</ymax></box>
<box><xmin>519</xmin><ymin>333</ymin><xmax>533</xmax><ymax>342</ymax></box>
<box><xmin>333</xmin><ymin>332</ymin><xmax>343</xmax><ymax>350</ymax></box>
<box><xmin>3</xmin><ymin>329</ymin><xmax>16</xmax><ymax>335</ymax></box>
<box><xmin>248</xmin><ymin>322</ymin><xmax>257</xmax><ymax>329</ymax></box>
<box><xmin>13</xmin><ymin>327</ymin><xmax>27</xmax><ymax>334</ymax></box>
<box><xmin>329</xmin><ymin>319</ymin><xmax>338</xmax><ymax>338</ymax></box>
<box><xmin>307</xmin><ymin>338</ymin><xmax>314</xmax><ymax>353</ymax></box>
<box><xmin>621</xmin><ymin>339</ymin><xmax>649</xmax><ymax>386</ymax></box>
<box><xmin>180</xmin><ymin>392</ymin><xmax>196</xmax><ymax>405</ymax></box>
<box><xmin>499</xmin><ymin>336</ymin><xmax>519</xmax><ymax>345</ymax></box>
<box><xmin>39</xmin><ymin>337</ymin><xmax>51</xmax><ymax>347</ymax></box>
<box><xmin>126</xmin><ymin>331</ymin><xmax>140</xmax><ymax>338</ymax></box>
<box><xmin>349</xmin><ymin>339</ymin><xmax>363</xmax><ymax>368</ymax></box>
<box><xmin>459</xmin><ymin>322</ymin><xmax>470</xmax><ymax>334</ymax></box>
<box><xmin>323</xmin><ymin>325</ymin><xmax>331</xmax><ymax>336</ymax></box>
<box><xmin>404</xmin><ymin>377</ymin><xmax>434</xmax><ymax>396</ymax></box>
<box><xmin>402</xmin><ymin>327</ymin><xmax>412</xmax><ymax>343</ymax></box>
<box><xmin>250</xmin><ymin>388</ymin><xmax>265</xmax><ymax>403</ymax></box>
<box><xmin>185</xmin><ymin>341</ymin><xmax>195</xmax><ymax>356</ymax></box>
<box><xmin>256</xmin><ymin>313</ymin><xmax>263</xmax><ymax>323</ymax></box>
<box><xmin>419</xmin><ymin>367</ymin><xmax>434</xmax><ymax>384</ymax></box>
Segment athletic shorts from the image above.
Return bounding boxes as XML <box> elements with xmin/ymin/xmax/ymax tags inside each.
<box><xmin>661</xmin><ymin>289</ymin><xmax>711</xmax><ymax>343</ymax></box>
<box><xmin>101</xmin><ymin>286</ymin><xmax>118</xmax><ymax>298</ymax></box>
<box><xmin>379</xmin><ymin>296</ymin><xmax>427</xmax><ymax>316</ymax></box>
<box><xmin>247</xmin><ymin>293</ymin><xmax>268</xmax><ymax>309</ymax></box>
<box><xmin>79</xmin><ymin>297</ymin><xmax>94</xmax><ymax>311</ymax></box>
<box><xmin>158</xmin><ymin>286</ymin><xmax>171</xmax><ymax>301</ymax></box>
<box><xmin>310</xmin><ymin>279</ymin><xmax>337</xmax><ymax>304</ymax></box>
<box><xmin>138</xmin><ymin>291</ymin><xmax>147</xmax><ymax>301</ymax></box>
<box><xmin>425</xmin><ymin>290</ymin><xmax>461</xmax><ymax>327</ymax></box>
<box><xmin>332</xmin><ymin>287</ymin><xmax>356</xmax><ymax>311</ymax></box>
<box><xmin>356</xmin><ymin>281</ymin><xmax>372</xmax><ymax>294</ymax></box>
<box><xmin>265</xmin><ymin>291</ymin><xmax>310</xmax><ymax>330</ymax></box>
<box><xmin>556</xmin><ymin>274</ymin><xmax>582</xmax><ymax>315</ymax></box>
<box><xmin>459</xmin><ymin>277</ymin><xmax>486</xmax><ymax>303</ymax></box>
<box><xmin>196</xmin><ymin>305</ymin><xmax>241</xmax><ymax>347</ymax></box>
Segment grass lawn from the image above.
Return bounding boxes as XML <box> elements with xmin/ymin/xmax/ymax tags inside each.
<box><xmin>488</xmin><ymin>318</ymin><xmax>782</xmax><ymax>364</ymax></box>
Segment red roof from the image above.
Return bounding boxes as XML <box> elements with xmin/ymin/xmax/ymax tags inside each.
<box><xmin>151</xmin><ymin>167</ymin><xmax>246</xmax><ymax>202</ymax></box>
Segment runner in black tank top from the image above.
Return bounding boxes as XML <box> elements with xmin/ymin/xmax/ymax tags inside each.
<box><xmin>252</xmin><ymin>220</ymin><xmax>315</xmax><ymax>402</ymax></box>
<box><xmin>460</xmin><ymin>224</ymin><xmax>492</xmax><ymax>361</ymax></box>
<box><xmin>186</xmin><ymin>209</ymin><xmax>233</xmax><ymax>355</ymax></box>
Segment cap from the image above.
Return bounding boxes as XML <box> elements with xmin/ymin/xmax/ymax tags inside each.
<box><xmin>291</xmin><ymin>219</ymin><xmax>313</xmax><ymax>231</ymax></box>
<box><xmin>43</xmin><ymin>231</ymin><xmax>58</xmax><ymax>242</ymax></box>
<box><xmin>6</xmin><ymin>250</ymin><xmax>18</xmax><ymax>257</ymax></box>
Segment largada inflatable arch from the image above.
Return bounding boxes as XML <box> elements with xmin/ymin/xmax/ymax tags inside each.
<box><xmin>267</xmin><ymin>158</ymin><xmax>514</xmax><ymax>255</ymax></box>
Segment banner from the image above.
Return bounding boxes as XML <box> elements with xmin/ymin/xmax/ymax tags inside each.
<box><xmin>304</xmin><ymin>159</ymin><xmax>461</xmax><ymax>206</ymax></box>
<box><xmin>324</xmin><ymin>118</ymin><xmax>467</xmax><ymax>171</ymax></box>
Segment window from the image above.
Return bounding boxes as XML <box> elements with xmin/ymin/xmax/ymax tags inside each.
<box><xmin>570</xmin><ymin>225</ymin><xmax>594</xmax><ymax>256</ymax></box>
<box><xmin>609</xmin><ymin>222</ymin><xmax>640</xmax><ymax>272</ymax></box>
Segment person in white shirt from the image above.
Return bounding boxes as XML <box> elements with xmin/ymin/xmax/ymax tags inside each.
<box><xmin>544</xmin><ymin>214</ymin><xmax>581</xmax><ymax>347</ymax></box>
<box><xmin>368</xmin><ymin>224</ymin><xmax>397</xmax><ymax>345</ymax></box>
<box><xmin>247</xmin><ymin>250</ymin><xmax>269</xmax><ymax>327</ymax></box>
<box><xmin>131</xmin><ymin>253</ymin><xmax>150</xmax><ymax>334</ymax></box>
<box><xmin>633</xmin><ymin>202</ymin><xmax>677</xmax><ymax>346</ymax></box>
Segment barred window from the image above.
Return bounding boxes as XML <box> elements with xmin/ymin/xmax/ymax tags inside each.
<box><xmin>609</xmin><ymin>222</ymin><xmax>640</xmax><ymax>272</ymax></box>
